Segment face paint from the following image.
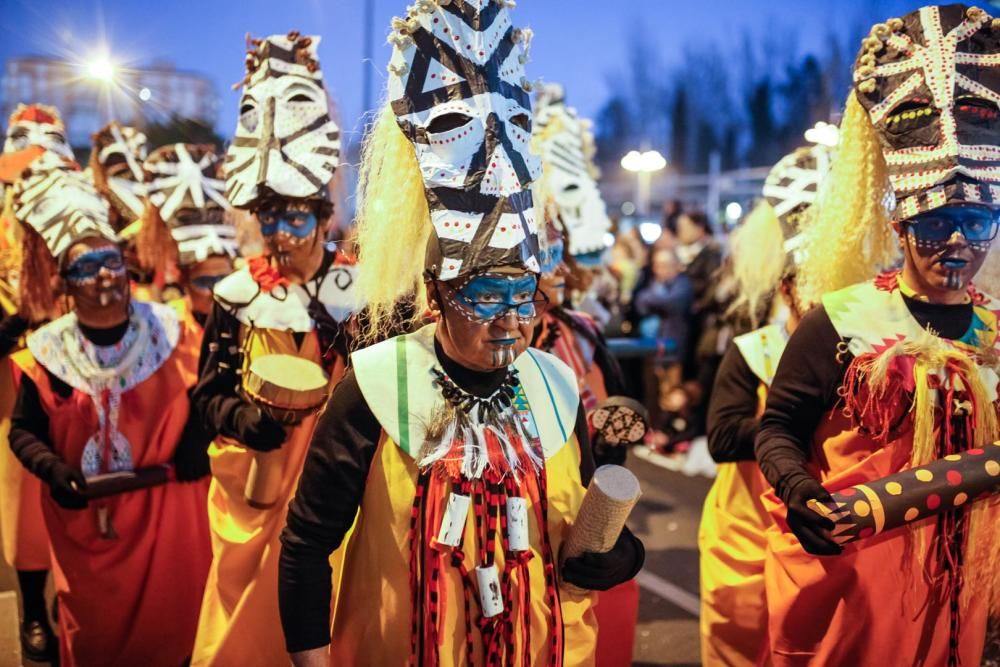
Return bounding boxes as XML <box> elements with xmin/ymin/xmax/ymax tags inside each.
<box><xmin>538</xmin><ymin>237</ymin><xmax>564</xmax><ymax>275</ymax></box>
<box><xmin>13</xmin><ymin>153</ymin><xmax>117</xmax><ymax>261</ymax></box>
<box><xmin>3</xmin><ymin>104</ymin><xmax>73</xmax><ymax>159</ymax></box>
<box><xmin>386</xmin><ymin>3</ymin><xmax>542</xmax><ymax>280</ymax></box>
<box><xmin>905</xmin><ymin>206</ymin><xmax>998</xmax><ymax>250</ymax></box>
<box><xmin>532</xmin><ymin>85</ymin><xmax>612</xmax><ymax>262</ymax></box>
<box><xmin>445</xmin><ymin>273</ymin><xmax>543</xmax><ymax>325</ymax></box>
<box><xmin>258</xmin><ymin>208</ymin><xmax>318</xmax><ymax>239</ymax></box>
<box><xmin>226</xmin><ymin>32</ymin><xmax>341</xmax><ymax>208</ymax></box>
<box><xmin>63</xmin><ymin>248</ymin><xmax>126</xmax><ymax>285</ymax></box>
<box><xmin>853</xmin><ymin>6</ymin><xmax>1000</xmax><ymax>219</ymax></box>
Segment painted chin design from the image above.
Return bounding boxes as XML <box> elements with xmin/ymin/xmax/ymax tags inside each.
<box><xmin>489</xmin><ymin>340</ymin><xmax>517</xmax><ymax>368</ymax></box>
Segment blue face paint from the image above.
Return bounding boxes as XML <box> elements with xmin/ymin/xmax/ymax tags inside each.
<box><xmin>258</xmin><ymin>209</ymin><xmax>318</xmax><ymax>239</ymax></box>
<box><xmin>905</xmin><ymin>205</ymin><xmax>999</xmax><ymax>245</ymax></box>
<box><xmin>450</xmin><ymin>273</ymin><xmax>544</xmax><ymax>323</ymax></box>
<box><xmin>63</xmin><ymin>248</ymin><xmax>126</xmax><ymax>285</ymax></box>
<box><xmin>539</xmin><ymin>239</ymin><xmax>565</xmax><ymax>275</ymax></box>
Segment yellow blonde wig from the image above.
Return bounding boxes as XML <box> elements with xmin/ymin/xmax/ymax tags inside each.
<box><xmin>728</xmin><ymin>199</ymin><xmax>791</xmax><ymax>329</ymax></box>
<box><xmin>354</xmin><ymin>105</ymin><xmax>432</xmax><ymax>344</ymax></box>
<box><xmin>796</xmin><ymin>91</ymin><xmax>899</xmax><ymax>306</ymax></box>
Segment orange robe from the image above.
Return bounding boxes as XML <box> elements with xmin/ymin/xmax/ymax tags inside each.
<box><xmin>11</xmin><ymin>303</ymin><xmax>211</xmax><ymax>667</ymax></box>
<box><xmin>192</xmin><ymin>261</ymin><xmax>359</xmax><ymax>666</ymax></box>
<box><xmin>761</xmin><ymin>278</ymin><xmax>1000</xmax><ymax>666</ymax></box>
<box><xmin>699</xmin><ymin>324</ymin><xmax>786</xmax><ymax>666</ymax></box>
<box><xmin>0</xmin><ymin>287</ymin><xmax>49</xmax><ymax>570</ymax></box>
<box><xmin>537</xmin><ymin>309</ymin><xmax>635</xmax><ymax>667</ymax></box>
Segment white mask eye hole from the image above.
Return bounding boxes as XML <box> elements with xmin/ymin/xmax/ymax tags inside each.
<box><xmin>428</xmin><ymin>113</ymin><xmax>472</xmax><ymax>134</ymax></box>
<box><xmin>288</xmin><ymin>93</ymin><xmax>315</xmax><ymax>103</ymax></box>
<box><xmin>509</xmin><ymin>113</ymin><xmax>530</xmax><ymax>132</ymax></box>
<box><xmin>239</xmin><ymin>98</ymin><xmax>259</xmax><ymax>132</ymax></box>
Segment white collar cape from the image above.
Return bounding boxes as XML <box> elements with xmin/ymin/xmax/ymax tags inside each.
<box><xmin>351</xmin><ymin>323</ymin><xmax>580</xmax><ymax>461</ymax></box>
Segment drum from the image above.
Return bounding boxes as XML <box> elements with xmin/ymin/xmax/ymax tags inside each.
<box><xmin>241</xmin><ymin>354</ymin><xmax>329</xmax><ymax>509</ymax></box>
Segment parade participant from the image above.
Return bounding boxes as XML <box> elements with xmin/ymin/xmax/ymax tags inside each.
<box><xmin>699</xmin><ymin>145</ymin><xmax>831</xmax><ymax>666</ymax></box>
<box><xmin>530</xmin><ymin>83</ymin><xmax>645</xmax><ymax>667</ymax></box>
<box><xmin>755</xmin><ymin>6</ymin><xmax>1000</xmax><ymax>664</ymax></box>
<box><xmin>89</xmin><ymin>122</ymin><xmax>148</xmax><ymax>233</ymax></box>
<box><xmin>0</xmin><ymin>103</ymin><xmax>75</xmax><ymax>663</ymax></box>
<box><xmin>190</xmin><ymin>31</ymin><xmax>358</xmax><ymax>667</ymax></box>
<box><xmin>7</xmin><ymin>151</ymin><xmax>212</xmax><ymax>666</ymax></box>
<box><xmin>279</xmin><ymin>3</ymin><xmax>643</xmax><ymax>665</ymax></box>
<box><xmin>139</xmin><ymin>143</ymin><xmax>237</xmax><ymax>329</ymax></box>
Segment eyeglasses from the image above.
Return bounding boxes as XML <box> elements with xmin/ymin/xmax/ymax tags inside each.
<box><xmin>440</xmin><ymin>275</ymin><xmax>548</xmax><ymax>324</ymax></box>
<box><xmin>190</xmin><ymin>274</ymin><xmax>229</xmax><ymax>292</ymax></box>
<box><xmin>905</xmin><ymin>207</ymin><xmax>999</xmax><ymax>243</ymax></box>
<box><xmin>63</xmin><ymin>248</ymin><xmax>126</xmax><ymax>284</ymax></box>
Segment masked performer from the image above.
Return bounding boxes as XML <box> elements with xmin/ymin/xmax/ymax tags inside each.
<box><xmin>0</xmin><ymin>103</ymin><xmax>75</xmax><ymax>662</ymax></box>
<box><xmin>139</xmin><ymin>143</ymin><xmax>238</xmax><ymax>331</ymax></box>
<box><xmin>754</xmin><ymin>6</ymin><xmax>1000</xmax><ymax>665</ymax></box>
<box><xmin>89</xmin><ymin>122</ymin><xmax>148</xmax><ymax>233</ymax></box>
<box><xmin>189</xmin><ymin>31</ymin><xmax>359</xmax><ymax>667</ymax></box>
<box><xmin>698</xmin><ymin>145</ymin><xmax>831</xmax><ymax>666</ymax></box>
<box><xmin>6</xmin><ymin>151</ymin><xmax>212</xmax><ymax>666</ymax></box>
<box><xmin>530</xmin><ymin>84</ymin><xmax>645</xmax><ymax>666</ymax></box>
<box><xmin>278</xmin><ymin>4</ymin><xmax>644</xmax><ymax>666</ymax></box>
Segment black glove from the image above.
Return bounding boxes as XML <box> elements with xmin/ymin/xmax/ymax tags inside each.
<box><xmin>591</xmin><ymin>433</ymin><xmax>627</xmax><ymax>467</ymax></box>
<box><xmin>562</xmin><ymin>525</ymin><xmax>645</xmax><ymax>591</ymax></box>
<box><xmin>784</xmin><ymin>475</ymin><xmax>842</xmax><ymax>556</ymax></box>
<box><xmin>173</xmin><ymin>440</ymin><xmax>211</xmax><ymax>482</ymax></box>
<box><xmin>48</xmin><ymin>462</ymin><xmax>88</xmax><ymax>510</ymax></box>
<box><xmin>234</xmin><ymin>407</ymin><xmax>286</xmax><ymax>452</ymax></box>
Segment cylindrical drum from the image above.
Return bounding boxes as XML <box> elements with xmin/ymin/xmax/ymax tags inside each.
<box><xmin>561</xmin><ymin>464</ymin><xmax>642</xmax><ymax>593</ymax></box>
<box><xmin>241</xmin><ymin>353</ymin><xmax>329</xmax><ymax>509</ymax></box>
<box><xmin>808</xmin><ymin>442</ymin><xmax>1000</xmax><ymax>545</ymax></box>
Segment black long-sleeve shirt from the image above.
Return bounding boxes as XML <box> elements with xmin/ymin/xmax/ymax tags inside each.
<box><xmin>278</xmin><ymin>339</ymin><xmax>598</xmax><ymax>653</ymax></box>
<box><xmin>10</xmin><ymin>318</ymin><xmax>210</xmax><ymax>483</ymax></box>
<box><xmin>755</xmin><ymin>294</ymin><xmax>975</xmax><ymax>505</ymax></box>
<box><xmin>706</xmin><ymin>343</ymin><xmax>761</xmax><ymax>463</ymax></box>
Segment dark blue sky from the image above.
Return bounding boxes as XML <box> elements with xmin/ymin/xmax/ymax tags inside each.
<box><xmin>2</xmin><ymin>0</ymin><xmax>927</xmax><ymax>143</ymax></box>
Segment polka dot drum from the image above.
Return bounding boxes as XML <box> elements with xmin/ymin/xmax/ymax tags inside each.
<box><xmin>808</xmin><ymin>441</ymin><xmax>1000</xmax><ymax>545</ymax></box>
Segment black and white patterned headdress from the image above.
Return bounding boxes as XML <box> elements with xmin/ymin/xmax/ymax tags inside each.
<box><xmin>854</xmin><ymin>4</ymin><xmax>1000</xmax><ymax>219</ymax></box>
<box><xmin>225</xmin><ymin>32</ymin><xmax>341</xmax><ymax>209</ymax></box>
<box><xmin>387</xmin><ymin>0</ymin><xmax>542</xmax><ymax>280</ymax></box>
<box><xmin>13</xmin><ymin>152</ymin><xmax>116</xmax><ymax>260</ymax></box>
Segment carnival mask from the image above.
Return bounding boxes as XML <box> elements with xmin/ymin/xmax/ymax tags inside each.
<box><xmin>13</xmin><ymin>152</ymin><xmax>116</xmax><ymax>260</ymax></box>
<box><xmin>92</xmin><ymin>123</ymin><xmax>148</xmax><ymax>223</ymax></box>
<box><xmin>145</xmin><ymin>143</ymin><xmax>236</xmax><ymax>267</ymax></box>
<box><xmin>762</xmin><ymin>144</ymin><xmax>833</xmax><ymax>252</ymax></box>
<box><xmin>532</xmin><ymin>84</ymin><xmax>611</xmax><ymax>265</ymax></box>
<box><xmin>387</xmin><ymin>1</ymin><xmax>542</xmax><ymax>280</ymax></box>
<box><xmin>4</xmin><ymin>104</ymin><xmax>73</xmax><ymax>159</ymax></box>
<box><xmin>225</xmin><ymin>32</ymin><xmax>341</xmax><ymax>209</ymax></box>
<box><xmin>854</xmin><ymin>4</ymin><xmax>1000</xmax><ymax>219</ymax></box>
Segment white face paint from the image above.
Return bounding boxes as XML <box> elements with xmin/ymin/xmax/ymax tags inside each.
<box><xmin>13</xmin><ymin>153</ymin><xmax>116</xmax><ymax>260</ymax></box>
<box><xmin>3</xmin><ymin>104</ymin><xmax>73</xmax><ymax>159</ymax></box>
<box><xmin>532</xmin><ymin>88</ymin><xmax>611</xmax><ymax>262</ymax></box>
<box><xmin>94</xmin><ymin>123</ymin><xmax>148</xmax><ymax>222</ymax></box>
<box><xmin>225</xmin><ymin>33</ymin><xmax>341</xmax><ymax>208</ymax></box>
<box><xmin>386</xmin><ymin>2</ymin><xmax>542</xmax><ymax>280</ymax></box>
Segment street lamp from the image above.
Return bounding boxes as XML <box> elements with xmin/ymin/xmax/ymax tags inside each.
<box><xmin>621</xmin><ymin>149</ymin><xmax>666</xmax><ymax>217</ymax></box>
<box><xmin>804</xmin><ymin>121</ymin><xmax>839</xmax><ymax>147</ymax></box>
<box><xmin>86</xmin><ymin>57</ymin><xmax>115</xmax><ymax>83</ymax></box>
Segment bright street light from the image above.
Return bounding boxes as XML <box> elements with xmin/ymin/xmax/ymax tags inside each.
<box><xmin>139</xmin><ymin>87</ymin><xmax>152</xmax><ymax>101</ymax></box>
<box><xmin>725</xmin><ymin>202</ymin><xmax>743</xmax><ymax>223</ymax></box>
<box><xmin>86</xmin><ymin>57</ymin><xmax>115</xmax><ymax>82</ymax></box>
<box><xmin>804</xmin><ymin>121</ymin><xmax>839</xmax><ymax>147</ymax></box>
<box><xmin>621</xmin><ymin>149</ymin><xmax>667</xmax><ymax>217</ymax></box>
<box><xmin>620</xmin><ymin>149</ymin><xmax>667</xmax><ymax>173</ymax></box>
